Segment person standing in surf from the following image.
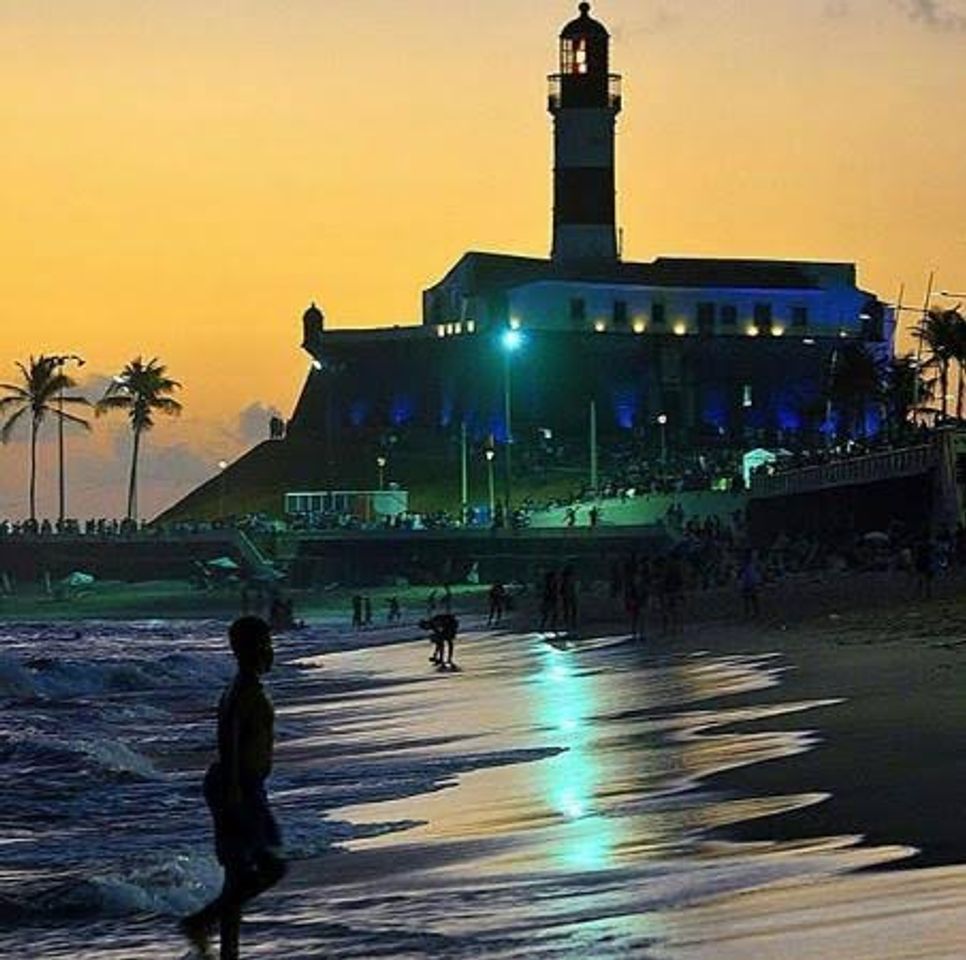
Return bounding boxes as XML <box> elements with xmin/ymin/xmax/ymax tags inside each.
<box><xmin>181</xmin><ymin>616</ymin><xmax>286</xmax><ymax>959</ymax></box>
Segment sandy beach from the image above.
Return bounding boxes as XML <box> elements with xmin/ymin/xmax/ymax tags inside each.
<box><xmin>3</xmin><ymin>566</ymin><xmax>966</xmax><ymax>957</ymax></box>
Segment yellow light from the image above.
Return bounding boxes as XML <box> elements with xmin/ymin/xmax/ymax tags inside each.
<box><xmin>673</xmin><ymin>322</ymin><xmax>687</xmax><ymax>336</ymax></box>
<box><xmin>509</xmin><ymin>317</ymin><xmax>521</xmax><ymax>330</ymax></box>
<box><xmin>746</xmin><ymin>325</ymin><xmax>760</xmax><ymax>337</ymax></box>
<box><xmin>466</xmin><ymin>320</ymin><xmax>476</xmax><ymax>333</ymax></box>
<box><xmin>633</xmin><ymin>320</ymin><xmax>646</xmax><ymax>334</ymax></box>
<box><xmin>594</xmin><ymin>320</ymin><xmax>607</xmax><ymax>333</ymax></box>
<box><xmin>454</xmin><ymin>322</ymin><xmax>462</xmax><ymax>334</ymax></box>
<box><xmin>771</xmin><ymin>325</ymin><xmax>785</xmax><ymax>337</ymax></box>
<box><xmin>437</xmin><ymin>326</ymin><xmax>446</xmax><ymax>338</ymax></box>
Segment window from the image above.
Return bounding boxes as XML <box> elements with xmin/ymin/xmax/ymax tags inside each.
<box><xmin>570</xmin><ymin>298</ymin><xmax>586</xmax><ymax>328</ymax></box>
<box><xmin>562</xmin><ymin>37</ymin><xmax>589</xmax><ymax>75</ymax></box>
<box><xmin>651</xmin><ymin>302</ymin><xmax>666</xmax><ymax>326</ymax></box>
<box><xmin>720</xmin><ymin>305</ymin><xmax>737</xmax><ymax>327</ymax></box>
<box><xmin>697</xmin><ymin>302</ymin><xmax>715</xmax><ymax>336</ymax></box>
<box><xmin>792</xmin><ymin>306</ymin><xmax>808</xmax><ymax>328</ymax></box>
<box><xmin>753</xmin><ymin>303</ymin><xmax>773</xmax><ymax>335</ymax></box>
<box><xmin>613</xmin><ymin>300</ymin><xmax>628</xmax><ymax>329</ymax></box>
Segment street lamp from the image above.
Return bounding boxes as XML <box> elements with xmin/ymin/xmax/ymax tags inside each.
<box><xmin>500</xmin><ymin>329</ymin><xmax>523</xmax><ymax>512</ymax></box>
<box><xmin>376</xmin><ymin>454</ymin><xmax>387</xmax><ymax>491</ymax></box>
<box><xmin>657</xmin><ymin>413</ymin><xmax>668</xmax><ymax>465</ymax></box>
<box><xmin>485</xmin><ymin>447</ymin><xmax>496</xmax><ymax>519</ymax></box>
<box><xmin>50</xmin><ymin>353</ymin><xmax>85</xmax><ymax>525</ymax></box>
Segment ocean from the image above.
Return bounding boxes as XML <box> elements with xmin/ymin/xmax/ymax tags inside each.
<box><xmin>0</xmin><ymin>616</ymin><xmax>910</xmax><ymax>958</ymax></box>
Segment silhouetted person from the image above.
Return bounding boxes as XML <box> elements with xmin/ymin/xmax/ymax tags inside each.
<box><xmin>662</xmin><ymin>556</ymin><xmax>684</xmax><ymax>635</ymax></box>
<box><xmin>540</xmin><ymin>569</ymin><xmax>560</xmax><ymax>632</ymax></box>
<box><xmin>560</xmin><ymin>565</ymin><xmax>578</xmax><ymax>632</ymax></box>
<box><xmin>387</xmin><ymin>596</ymin><xmax>401</xmax><ymax>623</ymax></box>
<box><xmin>914</xmin><ymin>538</ymin><xmax>936</xmax><ymax>599</ymax></box>
<box><xmin>421</xmin><ymin>613</ymin><xmax>459</xmax><ymax>667</ymax></box>
<box><xmin>739</xmin><ymin>551</ymin><xmax>762</xmax><ymax>618</ymax></box>
<box><xmin>181</xmin><ymin>616</ymin><xmax>286</xmax><ymax>959</ymax></box>
<box><xmin>351</xmin><ymin>595</ymin><xmax>363</xmax><ymax>630</ymax></box>
<box><xmin>363</xmin><ymin>596</ymin><xmax>373</xmax><ymax>627</ymax></box>
<box><xmin>487</xmin><ymin>581</ymin><xmax>506</xmax><ymax>625</ymax></box>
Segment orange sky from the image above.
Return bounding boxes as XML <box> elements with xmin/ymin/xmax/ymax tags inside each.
<box><xmin>1</xmin><ymin>0</ymin><xmax>966</xmax><ymax>518</ymax></box>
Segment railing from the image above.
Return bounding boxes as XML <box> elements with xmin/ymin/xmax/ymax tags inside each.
<box><xmin>750</xmin><ymin>444</ymin><xmax>936</xmax><ymax>498</ymax></box>
<box><xmin>547</xmin><ymin>73</ymin><xmax>622</xmax><ymax>113</ymax></box>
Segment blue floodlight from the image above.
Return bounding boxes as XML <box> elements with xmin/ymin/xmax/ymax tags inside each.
<box><xmin>502</xmin><ymin>329</ymin><xmax>523</xmax><ymax>352</ymax></box>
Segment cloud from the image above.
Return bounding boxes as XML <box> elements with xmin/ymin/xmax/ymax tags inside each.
<box><xmin>611</xmin><ymin>6</ymin><xmax>679</xmax><ymax>40</ymax></box>
<box><xmin>235</xmin><ymin>402</ymin><xmax>282</xmax><ymax>445</ymax></box>
<box><xmin>894</xmin><ymin>0</ymin><xmax>966</xmax><ymax>28</ymax></box>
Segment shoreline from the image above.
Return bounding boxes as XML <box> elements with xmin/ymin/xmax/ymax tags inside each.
<box><xmin>4</xmin><ymin>568</ymin><xmax>965</xmax><ymax>870</ymax></box>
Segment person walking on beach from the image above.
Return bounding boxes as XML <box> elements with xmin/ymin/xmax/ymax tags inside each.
<box><xmin>487</xmin><ymin>581</ymin><xmax>507</xmax><ymax>626</ymax></box>
<box><xmin>914</xmin><ymin>538</ymin><xmax>936</xmax><ymax>599</ymax></box>
<box><xmin>387</xmin><ymin>596</ymin><xmax>401</xmax><ymax>623</ymax></box>
<box><xmin>539</xmin><ymin>569</ymin><xmax>560</xmax><ymax>633</ymax></box>
<box><xmin>560</xmin><ymin>564</ymin><xmax>578</xmax><ymax>632</ymax></box>
<box><xmin>363</xmin><ymin>596</ymin><xmax>373</xmax><ymax>628</ymax></box>
<box><xmin>739</xmin><ymin>550</ymin><xmax>762</xmax><ymax>619</ymax></box>
<box><xmin>351</xmin><ymin>594</ymin><xmax>363</xmax><ymax>630</ymax></box>
<box><xmin>626</xmin><ymin>559</ymin><xmax>649</xmax><ymax>641</ymax></box>
<box><xmin>181</xmin><ymin>616</ymin><xmax>286</xmax><ymax>960</ymax></box>
<box><xmin>421</xmin><ymin>612</ymin><xmax>459</xmax><ymax>667</ymax></box>
<box><xmin>661</xmin><ymin>556</ymin><xmax>684</xmax><ymax>635</ymax></box>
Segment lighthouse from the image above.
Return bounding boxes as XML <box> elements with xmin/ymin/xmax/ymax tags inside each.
<box><xmin>548</xmin><ymin>2</ymin><xmax>622</xmax><ymax>265</ymax></box>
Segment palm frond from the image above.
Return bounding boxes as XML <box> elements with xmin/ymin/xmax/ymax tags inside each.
<box><xmin>55</xmin><ymin>409</ymin><xmax>92</xmax><ymax>430</ymax></box>
<box><xmin>0</xmin><ymin>406</ymin><xmax>27</xmax><ymax>443</ymax></box>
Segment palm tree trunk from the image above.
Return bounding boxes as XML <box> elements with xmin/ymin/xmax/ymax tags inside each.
<box><xmin>127</xmin><ymin>428</ymin><xmax>141</xmax><ymax>521</ymax></box>
<box><xmin>29</xmin><ymin>418</ymin><xmax>38</xmax><ymax>523</ymax></box>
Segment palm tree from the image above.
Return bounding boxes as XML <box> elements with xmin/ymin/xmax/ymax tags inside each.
<box><xmin>96</xmin><ymin>357</ymin><xmax>182</xmax><ymax>521</ymax></box>
<box><xmin>0</xmin><ymin>356</ymin><xmax>91</xmax><ymax>522</ymax></box>
<box><xmin>827</xmin><ymin>343</ymin><xmax>884</xmax><ymax>439</ymax></box>
<box><xmin>884</xmin><ymin>354</ymin><xmax>932</xmax><ymax>437</ymax></box>
<box><xmin>913</xmin><ymin>308</ymin><xmax>966</xmax><ymax>422</ymax></box>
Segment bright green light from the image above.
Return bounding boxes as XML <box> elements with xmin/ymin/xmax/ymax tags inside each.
<box><xmin>502</xmin><ymin>329</ymin><xmax>523</xmax><ymax>352</ymax></box>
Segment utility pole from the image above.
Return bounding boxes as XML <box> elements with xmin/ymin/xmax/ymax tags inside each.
<box><xmin>589</xmin><ymin>399</ymin><xmax>598</xmax><ymax>495</ymax></box>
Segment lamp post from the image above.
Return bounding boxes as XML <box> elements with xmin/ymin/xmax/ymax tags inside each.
<box><xmin>500</xmin><ymin>329</ymin><xmax>523</xmax><ymax>512</ymax></box>
<box><xmin>217</xmin><ymin>460</ymin><xmax>229</xmax><ymax>519</ymax></box>
<box><xmin>485</xmin><ymin>447</ymin><xmax>496</xmax><ymax>519</ymax></box>
<box><xmin>459</xmin><ymin>420</ymin><xmax>468</xmax><ymax>525</ymax></box>
<box><xmin>51</xmin><ymin>353</ymin><xmax>85</xmax><ymax>525</ymax></box>
<box><xmin>376</xmin><ymin>454</ymin><xmax>387</xmax><ymax>491</ymax></box>
<box><xmin>589</xmin><ymin>398</ymin><xmax>598</xmax><ymax>495</ymax></box>
<box><xmin>657</xmin><ymin>413</ymin><xmax>668</xmax><ymax>465</ymax></box>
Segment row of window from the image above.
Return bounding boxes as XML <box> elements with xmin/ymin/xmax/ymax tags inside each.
<box><xmin>570</xmin><ymin>298</ymin><xmax>809</xmax><ymax>333</ymax></box>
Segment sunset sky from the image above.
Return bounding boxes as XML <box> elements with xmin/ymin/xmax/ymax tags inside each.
<box><xmin>2</xmin><ymin>0</ymin><xmax>966</xmax><ymax>519</ymax></box>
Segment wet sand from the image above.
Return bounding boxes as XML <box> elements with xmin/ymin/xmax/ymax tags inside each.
<box><xmin>303</xmin><ymin>570</ymin><xmax>966</xmax><ymax>957</ymax></box>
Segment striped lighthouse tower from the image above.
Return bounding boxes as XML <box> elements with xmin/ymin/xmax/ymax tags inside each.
<box><xmin>548</xmin><ymin>2</ymin><xmax>622</xmax><ymax>265</ymax></box>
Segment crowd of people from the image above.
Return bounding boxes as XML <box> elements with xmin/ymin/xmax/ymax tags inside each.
<box><xmin>751</xmin><ymin>431</ymin><xmax>933</xmax><ymax>481</ymax></box>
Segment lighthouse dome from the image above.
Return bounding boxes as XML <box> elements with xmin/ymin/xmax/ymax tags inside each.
<box><xmin>560</xmin><ymin>2</ymin><xmax>609</xmax><ymax>40</ymax></box>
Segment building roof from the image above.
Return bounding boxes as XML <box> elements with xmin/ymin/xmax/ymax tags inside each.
<box><xmin>429</xmin><ymin>251</ymin><xmax>856</xmax><ymax>298</ymax></box>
